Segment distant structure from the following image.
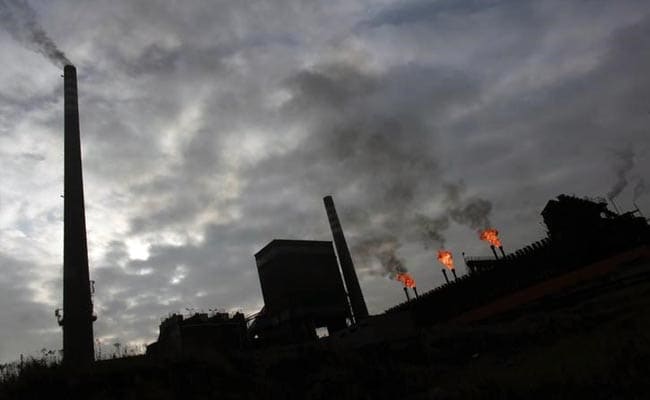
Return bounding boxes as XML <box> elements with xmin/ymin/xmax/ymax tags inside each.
<box><xmin>60</xmin><ymin>65</ymin><xmax>95</xmax><ymax>366</ymax></box>
<box><xmin>467</xmin><ymin>194</ymin><xmax>650</xmax><ymax>275</ymax></box>
<box><xmin>250</xmin><ymin>240</ymin><xmax>350</xmax><ymax>344</ymax></box>
<box><xmin>323</xmin><ymin>196</ymin><xmax>368</xmax><ymax>322</ymax></box>
<box><xmin>384</xmin><ymin>195</ymin><xmax>650</xmax><ymax>326</ymax></box>
<box><xmin>144</xmin><ymin>194</ymin><xmax>649</xmax><ymax>359</ymax></box>
<box><xmin>146</xmin><ymin>312</ymin><xmax>247</xmax><ymax>360</ymax></box>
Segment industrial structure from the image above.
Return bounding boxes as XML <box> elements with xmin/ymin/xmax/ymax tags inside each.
<box><xmin>249</xmin><ymin>239</ymin><xmax>350</xmax><ymax>345</ymax></box>
<box><xmin>43</xmin><ymin>65</ymin><xmax>650</xmax><ymax>399</ymax></box>
<box><xmin>146</xmin><ymin>312</ymin><xmax>247</xmax><ymax>360</ymax></box>
<box><xmin>58</xmin><ymin>64</ymin><xmax>96</xmax><ymax>367</ymax></box>
<box><xmin>384</xmin><ymin>195</ymin><xmax>650</xmax><ymax>327</ymax></box>
<box><xmin>52</xmin><ymin>67</ymin><xmax>649</xmax><ymax>361</ymax></box>
<box><xmin>324</xmin><ymin>196</ymin><xmax>369</xmax><ymax>322</ymax></box>
<box><xmin>142</xmin><ymin>192</ymin><xmax>649</xmax><ymax>358</ymax></box>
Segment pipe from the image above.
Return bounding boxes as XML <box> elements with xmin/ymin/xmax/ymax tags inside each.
<box><xmin>451</xmin><ymin>269</ymin><xmax>458</xmax><ymax>281</ymax></box>
<box><xmin>490</xmin><ymin>245</ymin><xmax>499</xmax><ymax>260</ymax></box>
<box><xmin>324</xmin><ymin>196</ymin><xmax>368</xmax><ymax>322</ymax></box>
<box><xmin>413</xmin><ymin>287</ymin><xmax>419</xmax><ymax>298</ymax></box>
<box><xmin>633</xmin><ymin>202</ymin><xmax>646</xmax><ymax>219</ymax></box>
<box><xmin>499</xmin><ymin>246</ymin><xmax>506</xmax><ymax>258</ymax></box>
<box><xmin>442</xmin><ymin>269</ymin><xmax>450</xmax><ymax>284</ymax></box>
<box><xmin>403</xmin><ymin>287</ymin><xmax>411</xmax><ymax>301</ymax></box>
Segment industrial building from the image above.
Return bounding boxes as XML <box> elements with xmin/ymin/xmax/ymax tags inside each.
<box><xmin>383</xmin><ymin>195</ymin><xmax>650</xmax><ymax>329</ymax></box>
<box><xmin>146</xmin><ymin>312</ymin><xmax>247</xmax><ymax>360</ymax></box>
<box><xmin>249</xmin><ymin>239</ymin><xmax>350</xmax><ymax>345</ymax></box>
<box><xmin>51</xmin><ymin>64</ymin><xmax>650</xmax><ymax>361</ymax></box>
<box><xmin>44</xmin><ymin>65</ymin><xmax>650</xmax><ymax>400</ymax></box>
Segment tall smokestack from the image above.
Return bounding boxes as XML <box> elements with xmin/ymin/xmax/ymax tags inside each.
<box><xmin>62</xmin><ymin>65</ymin><xmax>95</xmax><ymax>366</ymax></box>
<box><xmin>323</xmin><ymin>196</ymin><xmax>369</xmax><ymax>322</ymax></box>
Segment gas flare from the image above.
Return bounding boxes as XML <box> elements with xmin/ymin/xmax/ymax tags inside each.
<box><xmin>396</xmin><ymin>273</ymin><xmax>415</xmax><ymax>288</ymax></box>
<box><xmin>479</xmin><ymin>228</ymin><xmax>502</xmax><ymax>247</ymax></box>
<box><xmin>437</xmin><ymin>249</ymin><xmax>454</xmax><ymax>270</ymax></box>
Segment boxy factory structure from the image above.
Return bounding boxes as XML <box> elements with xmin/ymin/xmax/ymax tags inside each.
<box><xmin>147</xmin><ymin>195</ymin><xmax>374</xmax><ymax>355</ymax></box>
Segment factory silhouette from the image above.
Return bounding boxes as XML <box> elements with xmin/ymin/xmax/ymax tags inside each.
<box><xmin>55</xmin><ymin>64</ymin><xmax>650</xmax><ymax>363</ymax></box>
<box><xmin>8</xmin><ymin>64</ymin><xmax>647</xmax><ymax>398</ymax></box>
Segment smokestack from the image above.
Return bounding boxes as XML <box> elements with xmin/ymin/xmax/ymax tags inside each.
<box><xmin>62</xmin><ymin>65</ymin><xmax>95</xmax><ymax>367</ymax></box>
<box><xmin>451</xmin><ymin>269</ymin><xmax>458</xmax><ymax>281</ymax></box>
<box><xmin>633</xmin><ymin>202</ymin><xmax>646</xmax><ymax>219</ymax></box>
<box><xmin>324</xmin><ymin>195</ymin><xmax>369</xmax><ymax>322</ymax></box>
<box><xmin>490</xmin><ymin>245</ymin><xmax>499</xmax><ymax>260</ymax></box>
<box><xmin>499</xmin><ymin>246</ymin><xmax>506</xmax><ymax>258</ymax></box>
<box><xmin>403</xmin><ymin>287</ymin><xmax>411</xmax><ymax>301</ymax></box>
<box><xmin>413</xmin><ymin>287</ymin><xmax>419</xmax><ymax>298</ymax></box>
<box><xmin>441</xmin><ymin>269</ymin><xmax>450</xmax><ymax>284</ymax></box>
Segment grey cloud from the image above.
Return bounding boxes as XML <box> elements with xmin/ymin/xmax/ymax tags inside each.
<box><xmin>0</xmin><ymin>254</ymin><xmax>61</xmax><ymax>361</ymax></box>
<box><xmin>363</xmin><ymin>0</ymin><xmax>516</xmax><ymax>28</ymax></box>
<box><xmin>233</xmin><ymin>61</ymin><xmax>484</xmax><ymax>278</ymax></box>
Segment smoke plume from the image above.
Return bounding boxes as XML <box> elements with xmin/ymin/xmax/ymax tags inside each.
<box><xmin>352</xmin><ymin>236</ymin><xmax>407</xmax><ymax>279</ymax></box>
<box><xmin>633</xmin><ymin>178</ymin><xmax>646</xmax><ymax>202</ymax></box>
<box><xmin>417</xmin><ymin>182</ymin><xmax>493</xmax><ymax>249</ymax></box>
<box><xmin>0</xmin><ymin>0</ymin><xmax>71</xmax><ymax>67</ymax></box>
<box><xmin>416</xmin><ymin>214</ymin><xmax>450</xmax><ymax>249</ymax></box>
<box><xmin>607</xmin><ymin>147</ymin><xmax>635</xmax><ymax>201</ymax></box>
<box><xmin>267</xmin><ymin>61</ymin><xmax>480</xmax><ymax>279</ymax></box>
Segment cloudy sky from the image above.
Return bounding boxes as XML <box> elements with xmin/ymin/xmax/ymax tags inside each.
<box><xmin>0</xmin><ymin>0</ymin><xmax>649</xmax><ymax>362</ymax></box>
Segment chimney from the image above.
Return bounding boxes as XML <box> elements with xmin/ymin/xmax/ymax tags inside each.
<box><xmin>62</xmin><ymin>65</ymin><xmax>95</xmax><ymax>366</ymax></box>
<box><xmin>441</xmin><ymin>268</ymin><xmax>450</xmax><ymax>284</ymax></box>
<box><xmin>403</xmin><ymin>287</ymin><xmax>411</xmax><ymax>301</ymax></box>
<box><xmin>323</xmin><ymin>196</ymin><xmax>369</xmax><ymax>322</ymax></box>
<box><xmin>490</xmin><ymin>245</ymin><xmax>499</xmax><ymax>260</ymax></box>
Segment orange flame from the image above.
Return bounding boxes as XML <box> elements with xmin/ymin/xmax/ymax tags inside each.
<box><xmin>479</xmin><ymin>228</ymin><xmax>502</xmax><ymax>247</ymax></box>
<box><xmin>396</xmin><ymin>273</ymin><xmax>415</xmax><ymax>288</ymax></box>
<box><xmin>437</xmin><ymin>249</ymin><xmax>455</xmax><ymax>270</ymax></box>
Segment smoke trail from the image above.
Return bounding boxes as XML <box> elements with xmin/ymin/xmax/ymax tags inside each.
<box><xmin>633</xmin><ymin>178</ymin><xmax>646</xmax><ymax>202</ymax></box>
<box><xmin>352</xmin><ymin>236</ymin><xmax>407</xmax><ymax>279</ymax></box>
<box><xmin>607</xmin><ymin>147</ymin><xmax>635</xmax><ymax>201</ymax></box>
<box><xmin>443</xmin><ymin>182</ymin><xmax>492</xmax><ymax>230</ymax></box>
<box><xmin>416</xmin><ymin>182</ymin><xmax>493</xmax><ymax>250</ymax></box>
<box><xmin>416</xmin><ymin>214</ymin><xmax>449</xmax><ymax>249</ymax></box>
<box><xmin>448</xmin><ymin>197</ymin><xmax>492</xmax><ymax>230</ymax></box>
<box><xmin>276</xmin><ymin>62</ymin><xmax>481</xmax><ymax>278</ymax></box>
<box><xmin>0</xmin><ymin>0</ymin><xmax>71</xmax><ymax>67</ymax></box>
